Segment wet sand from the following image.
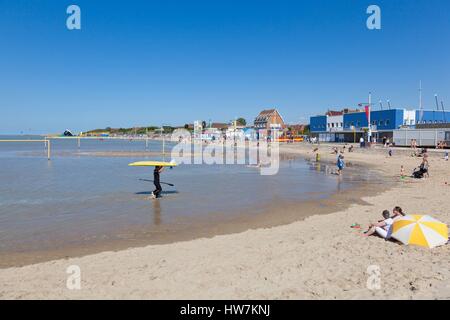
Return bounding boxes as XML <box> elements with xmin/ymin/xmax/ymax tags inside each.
<box><xmin>1</xmin><ymin>143</ymin><xmax>449</xmax><ymax>299</ymax></box>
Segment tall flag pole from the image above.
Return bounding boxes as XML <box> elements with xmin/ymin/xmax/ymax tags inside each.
<box><xmin>442</xmin><ymin>101</ymin><xmax>447</xmax><ymax>123</ymax></box>
<box><xmin>419</xmin><ymin>81</ymin><xmax>424</xmax><ymax>123</ymax></box>
<box><xmin>367</xmin><ymin>92</ymin><xmax>372</xmax><ymax>140</ymax></box>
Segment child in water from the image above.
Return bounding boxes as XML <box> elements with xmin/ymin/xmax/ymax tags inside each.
<box><xmin>336</xmin><ymin>154</ymin><xmax>345</xmax><ymax>175</ymax></box>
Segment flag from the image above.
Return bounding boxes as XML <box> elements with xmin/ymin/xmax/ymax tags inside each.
<box><xmin>364</xmin><ymin>105</ymin><xmax>370</xmax><ymax>122</ymax></box>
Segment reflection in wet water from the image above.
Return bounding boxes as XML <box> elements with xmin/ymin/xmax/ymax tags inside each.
<box><xmin>152</xmin><ymin>200</ymin><xmax>162</xmax><ymax>226</ymax></box>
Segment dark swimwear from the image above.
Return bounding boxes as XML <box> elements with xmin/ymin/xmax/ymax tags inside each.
<box><xmin>153</xmin><ymin>167</ymin><xmax>162</xmax><ymax>198</ymax></box>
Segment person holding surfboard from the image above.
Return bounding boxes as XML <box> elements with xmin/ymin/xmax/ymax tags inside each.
<box><xmin>152</xmin><ymin>166</ymin><xmax>164</xmax><ymax>198</ymax></box>
<box><xmin>128</xmin><ymin>161</ymin><xmax>177</xmax><ymax>199</ymax></box>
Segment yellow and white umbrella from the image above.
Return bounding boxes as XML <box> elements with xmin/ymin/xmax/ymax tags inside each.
<box><xmin>391</xmin><ymin>215</ymin><xmax>448</xmax><ymax>248</ymax></box>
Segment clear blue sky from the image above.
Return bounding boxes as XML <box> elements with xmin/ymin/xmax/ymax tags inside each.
<box><xmin>1</xmin><ymin>0</ymin><xmax>449</xmax><ymax>134</ymax></box>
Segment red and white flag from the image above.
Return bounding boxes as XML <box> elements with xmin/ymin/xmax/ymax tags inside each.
<box><xmin>364</xmin><ymin>105</ymin><xmax>370</xmax><ymax>121</ymax></box>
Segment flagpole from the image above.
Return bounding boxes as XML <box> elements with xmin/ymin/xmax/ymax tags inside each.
<box><xmin>419</xmin><ymin>81</ymin><xmax>423</xmax><ymax>123</ymax></box>
<box><xmin>368</xmin><ymin>92</ymin><xmax>372</xmax><ymax>141</ymax></box>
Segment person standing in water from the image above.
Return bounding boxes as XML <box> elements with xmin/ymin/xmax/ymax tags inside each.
<box><xmin>152</xmin><ymin>166</ymin><xmax>164</xmax><ymax>198</ymax></box>
<box><xmin>336</xmin><ymin>154</ymin><xmax>345</xmax><ymax>175</ymax></box>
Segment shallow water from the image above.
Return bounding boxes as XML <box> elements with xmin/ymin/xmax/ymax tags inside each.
<box><xmin>0</xmin><ymin>136</ymin><xmax>378</xmax><ymax>263</ymax></box>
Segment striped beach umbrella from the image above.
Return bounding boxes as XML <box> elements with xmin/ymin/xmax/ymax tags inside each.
<box><xmin>391</xmin><ymin>215</ymin><xmax>448</xmax><ymax>248</ymax></box>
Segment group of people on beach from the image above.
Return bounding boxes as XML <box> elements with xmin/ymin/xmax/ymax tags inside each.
<box><xmin>313</xmin><ymin>147</ymin><xmax>346</xmax><ymax>175</ymax></box>
<box><xmin>437</xmin><ymin>140</ymin><xmax>448</xmax><ymax>149</ymax></box>
<box><xmin>363</xmin><ymin>207</ymin><xmax>406</xmax><ymax>239</ymax></box>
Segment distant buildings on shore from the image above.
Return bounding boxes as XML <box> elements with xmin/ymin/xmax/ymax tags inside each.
<box><xmin>79</xmin><ymin>107</ymin><xmax>308</xmax><ymax>141</ymax></box>
<box><xmin>310</xmin><ymin>108</ymin><xmax>450</xmax><ymax>143</ymax></box>
<box><xmin>179</xmin><ymin>108</ymin><xmax>306</xmax><ymax>141</ymax></box>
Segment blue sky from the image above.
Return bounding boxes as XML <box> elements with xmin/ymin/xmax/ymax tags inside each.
<box><xmin>0</xmin><ymin>0</ymin><xmax>449</xmax><ymax>134</ymax></box>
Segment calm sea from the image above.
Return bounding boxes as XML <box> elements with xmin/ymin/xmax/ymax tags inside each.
<box><xmin>0</xmin><ymin>135</ymin><xmax>377</xmax><ymax>263</ymax></box>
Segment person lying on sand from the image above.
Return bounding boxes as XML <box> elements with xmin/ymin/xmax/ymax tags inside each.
<box><xmin>363</xmin><ymin>210</ymin><xmax>393</xmax><ymax>239</ymax></box>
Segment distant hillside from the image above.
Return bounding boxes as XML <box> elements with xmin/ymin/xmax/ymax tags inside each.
<box><xmin>85</xmin><ymin>126</ymin><xmax>179</xmax><ymax>135</ymax></box>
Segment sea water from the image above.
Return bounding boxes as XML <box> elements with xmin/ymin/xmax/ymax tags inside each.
<box><xmin>0</xmin><ymin>136</ymin><xmax>377</xmax><ymax>262</ymax></box>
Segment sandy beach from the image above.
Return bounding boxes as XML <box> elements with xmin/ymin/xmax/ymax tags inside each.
<box><xmin>1</xmin><ymin>143</ymin><xmax>449</xmax><ymax>299</ymax></box>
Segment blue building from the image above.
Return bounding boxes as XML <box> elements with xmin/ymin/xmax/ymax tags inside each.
<box><xmin>416</xmin><ymin>110</ymin><xmax>450</xmax><ymax>124</ymax></box>
<box><xmin>309</xmin><ymin>115</ymin><xmax>327</xmax><ymax>132</ymax></box>
<box><xmin>310</xmin><ymin>108</ymin><xmax>450</xmax><ymax>143</ymax></box>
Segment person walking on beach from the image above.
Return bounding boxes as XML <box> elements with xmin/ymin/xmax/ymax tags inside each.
<box><xmin>359</xmin><ymin>136</ymin><xmax>364</xmax><ymax>148</ymax></box>
<box><xmin>152</xmin><ymin>166</ymin><xmax>164</xmax><ymax>199</ymax></box>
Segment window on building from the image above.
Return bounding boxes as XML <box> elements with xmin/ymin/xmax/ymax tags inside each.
<box><xmin>385</xmin><ymin>120</ymin><xmax>390</xmax><ymax>126</ymax></box>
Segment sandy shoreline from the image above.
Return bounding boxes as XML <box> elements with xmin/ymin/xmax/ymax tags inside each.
<box><xmin>1</xmin><ymin>143</ymin><xmax>449</xmax><ymax>299</ymax></box>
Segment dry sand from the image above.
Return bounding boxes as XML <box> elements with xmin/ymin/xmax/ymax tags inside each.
<box><xmin>0</xmin><ymin>143</ymin><xmax>449</xmax><ymax>299</ymax></box>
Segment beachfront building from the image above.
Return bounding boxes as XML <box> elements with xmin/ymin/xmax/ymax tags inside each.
<box><xmin>254</xmin><ymin>109</ymin><xmax>285</xmax><ymax>140</ymax></box>
<box><xmin>287</xmin><ymin>124</ymin><xmax>308</xmax><ymax>136</ymax></box>
<box><xmin>310</xmin><ymin>108</ymin><xmax>450</xmax><ymax>143</ymax></box>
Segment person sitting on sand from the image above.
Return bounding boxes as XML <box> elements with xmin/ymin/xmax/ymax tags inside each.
<box><xmin>392</xmin><ymin>206</ymin><xmax>406</xmax><ymax>220</ymax></box>
<box><xmin>348</xmin><ymin>145</ymin><xmax>354</xmax><ymax>153</ymax></box>
<box><xmin>363</xmin><ymin>210</ymin><xmax>393</xmax><ymax>239</ymax></box>
<box><xmin>412</xmin><ymin>156</ymin><xmax>429</xmax><ymax>179</ymax></box>
<box><xmin>417</xmin><ymin>147</ymin><xmax>428</xmax><ymax>158</ymax></box>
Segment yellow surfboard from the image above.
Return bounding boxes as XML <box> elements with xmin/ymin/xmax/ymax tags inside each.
<box><xmin>128</xmin><ymin>161</ymin><xmax>178</xmax><ymax>167</ymax></box>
